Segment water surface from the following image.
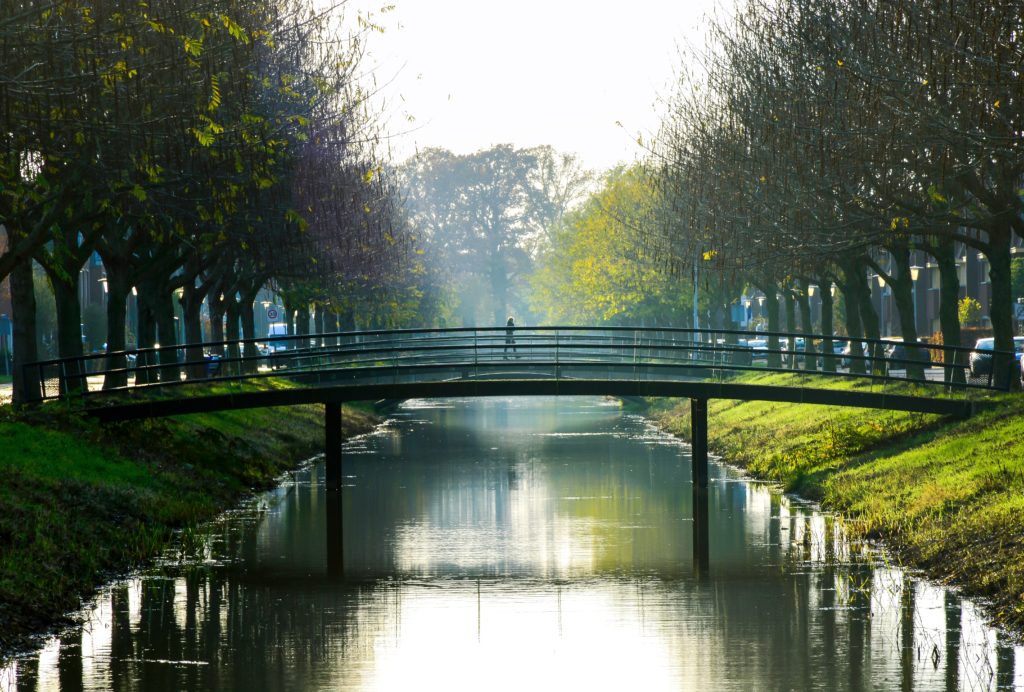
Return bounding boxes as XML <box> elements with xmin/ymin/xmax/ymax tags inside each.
<box><xmin>2</xmin><ymin>396</ymin><xmax>1021</xmax><ymax>690</ymax></box>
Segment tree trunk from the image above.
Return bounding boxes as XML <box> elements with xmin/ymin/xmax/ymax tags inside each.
<box><xmin>284</xmin><ymin>300</ymin><xmax>297</xmax><ymax>339</ymax></box>
<box><xmin>135</xmin><ymin>293</ymin><xmax>158</xmax><ymax>385</ymax></box>
<box><xmin>762</xmin><ymin>288</ymin><xmax>782</xmax><ymax>369</ymax></box>
<box><xmin>841</xmin><ymin>264</ymin><xmax>867</xmax><ymax>375</ymax></box>
<box><xmin>224</xmin><ymin>296</ymin><xmax>241</xmax><ymax>375</ymax></box>
<box><xmin>209</xmin><ymin>289</ymin><xmax>226</xmax><ymax>357</ymax></box>
<box><xmin>239</xmin><ymin>289</ymin><xmax>260</xmax><ymax>375</ymax></box>
<box><xmin>326</xmin><ymin>308</ymin><xmax>340</xmax><ymax>346</ymax></box>
<box><xmin>339</xmin><ymin>306</ymin><xmax>355</xmax><ymax>331</ymax></box>
<box><xmin>934</xmin><ymin>237</ymin><xmax>965</xmax><ymax>385</ymax></box>
<box><xmin>47</xmin><ymin>271</ymin><xmax>85</xmax><ymax>393</ymax></box>
<box><xmin>889</xmin><ymin>248</ymin><xmax>925</xmax><ymax>381</ymax></box>
<box><xmin>820</xmin><ymin>284</ymin><xmax>836</xmax><ymax>373</ymax></box>
<box><xmin>153</xmin><ymin>288</ymin><xmax>180</xmax><ymax>384</ymax></box>
<box><xmin>490</xmin><ymin>257</ymin><xmax>509</xmax><ymax>327</ymax></box>
<box><xmin>309</xmin><ymin>305</ymin><xmax>321</xmax><ymax>346</ymax></box>
<box><xmin>10</xmin><ymin>257</ymin><xmax>40</xmax><ymax>404</ymax></box>
<box><xmin>784</xmin><ymin>291</ymin><xmax>798</xmax><ymax>369</ymax></box>
<box><xmin>181</xmin><ymin>283</ymin><xmax>207</xmax><ymax>380</ymax></box>
<box><xmin>103</xmin><ymin>270</ymin><xmax>130</xmax><ymax>390</ymax></box>
<box><xmin>856</xmin><ymin>271</ymin><xmax>884</xmax><ymax>376</ymax></box>
<box><xmin>986</xmin><ymin>224</ymin><xmax>1016</xmax><ymax>389</ymax></box>
<box><xmin>797</xmin><ymin>280</ymin><xmax>816</xmax><ymax>369</ymax></box>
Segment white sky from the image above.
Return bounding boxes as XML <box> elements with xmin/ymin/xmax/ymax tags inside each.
<box><xmin>346</xmin><ymin>0</ymin><xmax>726</xmax><ymax>171</ymax></box>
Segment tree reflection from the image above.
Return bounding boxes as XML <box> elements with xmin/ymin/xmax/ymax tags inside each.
<box><xmin>5</xmin><ymin>398</ymin><xmax>1022</xmax><ymax>691</ymax></box>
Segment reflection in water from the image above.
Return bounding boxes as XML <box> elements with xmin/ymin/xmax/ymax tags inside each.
<box><xmin>2</xmin><ymin>397</ymin><xmax>1022</xmax><ymax>691</ymax></box>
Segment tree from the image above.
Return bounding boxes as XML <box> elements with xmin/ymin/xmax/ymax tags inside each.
<box><xmin>531</xmin><ymin>166</ymin><xmax>690</xmax><ymax>325</ymax></box>
<box><xmin>401</xmin><ymin>145</ymin><xmax>586</xmax><ymax>326</ymax></box>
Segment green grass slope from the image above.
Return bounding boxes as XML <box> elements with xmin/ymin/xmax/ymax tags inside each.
<box><xmin>649</xmin><ymin>373</ymin><xmax>1024</xmax><ymax>632</ymax></box>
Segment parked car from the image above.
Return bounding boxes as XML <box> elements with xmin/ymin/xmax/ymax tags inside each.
<box><xmin>969</xmin><ymin>336</ymin><xmax>1024</xmax><ymax>377</ymax></box>
<box><xmin>840</xmin><ymin>341</ymin><xmax>884</xmax><ymax>371</ymax></box>
<box><xmin>747</xmin><ymin>338</ymin><xmax>768</xmax><ymax>362</ymax></box>
<box><xmin>203</xmin><ymin>353</ymin><xmax>222</xmax><ymax>377</ymax></box>
<box><xmin>884</xmin><ymin>339</ymin><xmax>929</xmax><ymax>369</ymax></box>
<box><xmin>840</xmin><ymin>341</ymin><xmax>866</xmax><ymax>368</ymax></box>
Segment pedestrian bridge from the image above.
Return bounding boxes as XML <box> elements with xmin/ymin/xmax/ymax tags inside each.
<box><xmin>24</xmin><ymin>325</ymin><xmax>1007</xmax><ymax>557</ymax></box>
<box><xmin>26</xmin><ymin>326</ymin><xmax>1002</xmax><ymax>421</ymax></box>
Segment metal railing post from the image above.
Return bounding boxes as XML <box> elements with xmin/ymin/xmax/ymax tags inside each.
<box><xmin>555</xmin><ymin>330</ymin><xmax>559</xmax><ymax>379</ymax></box>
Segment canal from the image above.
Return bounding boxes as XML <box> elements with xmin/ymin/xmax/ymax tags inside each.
<box><xmin>2</xmin><ymin>396</ymin><xmax>1022</xmax><ymax>690</ymax></box>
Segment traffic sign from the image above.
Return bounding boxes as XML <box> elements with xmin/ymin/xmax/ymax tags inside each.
<box><xmin>267</xmin><ymin>307</ymin><xmax>279</xmax><ymax>320</ymax></box>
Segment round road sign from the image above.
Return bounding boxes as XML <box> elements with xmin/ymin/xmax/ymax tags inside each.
<box><xmin>267</xmin><ymin>307</ymin><xmax>279</xmax><ymax>320</ymax></box>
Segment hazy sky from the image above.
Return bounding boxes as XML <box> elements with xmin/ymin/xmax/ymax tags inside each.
<box><xmin>347</xmin><ymin>1</ymin><xmax>725</xmax><ymax>171</ymax></box>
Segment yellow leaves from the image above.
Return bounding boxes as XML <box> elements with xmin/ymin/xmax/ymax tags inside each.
<box><xmin>759</xmin><ymin>175</ymin><xmax>767</xmax><ymax>183</ymax></box>
<box><xmin>191</xmin><ymin>115</ymin><xmax>224</xmax><ymax>146</ymax></box>
<box><xmin>220</xmin><ymin>15</ymin><xmax>249</xmax><ymax>43</ymax></box>
<box><xmin>143</xmin><ymin>18</ymin><xmax>173</xmax><ymax>34</ymax></box>
<box><xmin>363</xmin><ymin>169</ymin><xmax>375</xmax><ymax>183</ymax></box>
<box><xmin>207</xmin><ymin>74</ymin><xmax>221</xmax><ymax>112</ymax></box>
<box><xmin>183</xmin><ymin>36</ymin><xmax>203</xmax><ymax>57</ymax></box>
<box><xmin>994</xmin><ymin>99</ymin><xmax>1001</xmax><ymax>109</ymax></box>
<box><xmin>702</xmin><ymin>249</ymin><xmax>717</xmax><ymax>261</ymax></box>
<box><xmin>836</xmin><ymin>59</ymin><xmax>844</xmax><ymax>67</ymax></box>
<box><xmin>190</xmin><ymin>128</ymin><xmax>215</xmax><ymax>147</ymax></box>
<box><xmin>889</xmin><ymin>216</ymin><xmax>910</xmax><ymax>231</ymax></box>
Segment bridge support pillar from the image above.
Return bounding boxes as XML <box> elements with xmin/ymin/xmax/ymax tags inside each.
<box><xmin>691</xmin><ymin>397</ymin><xmax>710</xmax><ymax>576</ymax></box>
<box><xmin>326</xmin><ymin>489</ymin><xmax>344</xmax><ymax>577</ymax></box>
<box><xmin>325</xmin><ymin>402</ymin><xmax>342</xmax><ymax>491</ymax></box>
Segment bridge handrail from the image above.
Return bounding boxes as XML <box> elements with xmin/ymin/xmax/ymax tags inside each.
<box><xmin>22</xmin><ymin>325</ymin><xmax>1015</xmax><ymax>403</ymax></box>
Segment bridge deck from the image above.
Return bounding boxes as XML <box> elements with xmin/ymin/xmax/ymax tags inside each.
<box><xmin>23</xmin><ymin>326</ymin><xmax>1004</xmax><ymax>419</ymax></box>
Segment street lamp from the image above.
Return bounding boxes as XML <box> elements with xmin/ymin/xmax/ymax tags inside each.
<box><xmin>910</xmin><ymin>265</ymin><xmax>923</xmax><ymax>334</ymax></box>
<box><xmin>871</xmin><ymin>274</ymin><xmax>887</xmax><ymax>335</ymax></box>
<box><xmin>807</xmin><ymin>284</ymin><xmax>818</xmax><ymax>297</ymax></box>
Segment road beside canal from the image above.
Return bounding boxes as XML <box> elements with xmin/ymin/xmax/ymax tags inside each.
<box><xmin>0</xmin><ymin>393</ymin><xmax>377</xmax><ymax>661</ymax></box>
<box><xmin>648</xmin><ymin>373</ymin><xmax>1024</xmax><ymax>634</ymax></box>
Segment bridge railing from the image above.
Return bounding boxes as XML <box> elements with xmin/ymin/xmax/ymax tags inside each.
<box><xmin>22</xmin><ymin>326</ymin><xmax>1014</xmax><ymax>403</ymax></box>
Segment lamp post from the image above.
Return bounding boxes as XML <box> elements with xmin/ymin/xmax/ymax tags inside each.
<box><xmin>807</xmin><ymin>284</ymin><xmax>818</xmax><ymax>328</ymax></box>
<box><xmin>910</xmin><ymin>265</ymin><xmax>923</xmax><ymax>336</ymax></box>
<box><xmin>874</xmin><ymin>273</ymin><xmax>887</xmax><ymax>335</ymax></box>
<box><xmin>261</xmin><ymin>300</ymin><xmax>271</xmax><ymax>339</ymax></box>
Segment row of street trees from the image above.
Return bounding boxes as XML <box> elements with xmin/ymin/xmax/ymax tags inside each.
<box><xmin>646</xmin><ymin>0</ymin><xmax>1024</xmax><ymax>384</ymax></box>
<box><xmin>1</xmin><ymin>0</ymin><xmax>414</xmax><ymax>402</ymax></box>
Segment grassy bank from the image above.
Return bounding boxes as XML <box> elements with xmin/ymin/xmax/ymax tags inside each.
<box><xmin>649</xmin><ymin>372</ymin><xmax>1024</xmax><ymax>633</ymax></box>
<box><xmin>0</xmin><ymin>390</ymin><xmax>377</xmax><ymax>659</ymax></box>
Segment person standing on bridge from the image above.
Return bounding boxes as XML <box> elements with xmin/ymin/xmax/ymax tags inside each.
<box><xmin>504</xmin><ymin>316</ymin><xmax>517</xmax><ymax>359</ymax></box>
